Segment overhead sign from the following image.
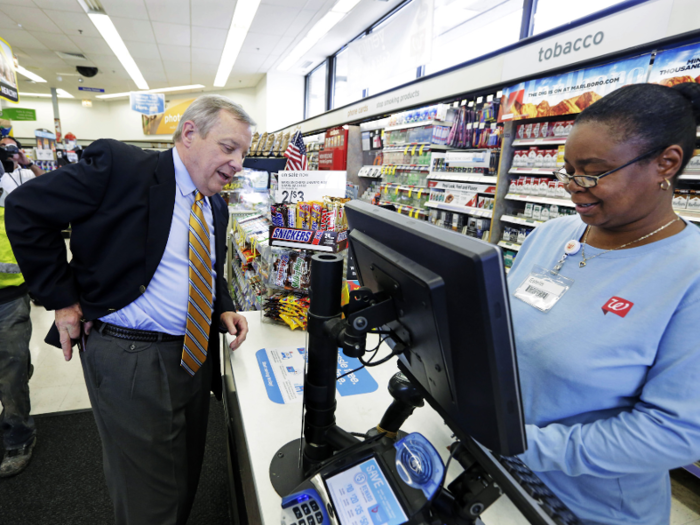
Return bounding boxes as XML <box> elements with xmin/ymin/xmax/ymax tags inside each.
<box><xmin>78</xmin><ymin>86</ymin><xmax>105</xmax><ymax>93</ymax></box>
<box><xmin>142</xmin><ymin>97</ymin><xmax>194</xmax><ymax>135</ymax></box>
<box><xmin>0</xmin><ymin>37</ymin><xmax>18</xmax><ymax>103</ymax></box>
<box><xmin>501</xmin><ymin>0</ymin><xmax>672</xmax><ymax>82</ymax></box>
<box><xmin>130</xmin><ymin>92</ymin><xmax>165</xmax><ymax>116</ymax></box>
<box><xmin>0</xmin><ymin>108</ymin><xmax>36</xmax><ymax>121</ymax></box>
<box><xmin>275</xmin><ymin>171</ymin><xmax>347</xmax><ymax>204</ymax></box>
<box><xmin>648</xmin><ymin>41</ymin><xmax>700</xmax><ymax>86</ymax></box>
<box><xmin>498</xmin><ymin>53</ymin><xmax>652</xmax><ymax>122</ymax></box>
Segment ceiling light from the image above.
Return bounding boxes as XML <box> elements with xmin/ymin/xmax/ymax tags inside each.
<box><xmin>16</xmin><ymin>65</ymin><xmax>47</xmax><ymax>83</ymax></box>
<box><xmin>77</xmin><ymin>1</ymin><xmax>149</xmax><ymax>90</ymax></box>
<box><xmin>214</xmin><ymin>0</ymin><xmax>262</xmax><ymax>87</ymax></box>
<box><xmin>332</xmin><ymin>0</ymin><xmax>362</xmax><ymax>14</ymax></box>
<box><xmin>95</xmin><ymin>84</ymin><xmax>206</xmax><ymax>99</ymax></box>
<box><xmin>278</xmin><ymin>0</ymin><xmax>360</xmax><ymax>71</ymax></box>
<box><xmin>19</xmin><ymin>92</ymin><xmax>72</xmax><ymax>99</ymax></box>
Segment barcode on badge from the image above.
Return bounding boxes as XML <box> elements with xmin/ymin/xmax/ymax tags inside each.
<box><xmin>525</xmin><ymin>285</ymin><xmax>549</xmax><ymax>299</ymax></box>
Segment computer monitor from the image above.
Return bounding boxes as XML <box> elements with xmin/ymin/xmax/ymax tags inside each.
<box><xmin>345</xmin><ymin>200</ymin><xmax>526</xmax><ymax>456</ymax></box>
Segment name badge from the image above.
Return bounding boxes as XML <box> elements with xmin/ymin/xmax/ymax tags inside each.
<box><xmin>514</xmin><ymin>265</ymin><xmax>574</xmax><ymax>312</ymax></box>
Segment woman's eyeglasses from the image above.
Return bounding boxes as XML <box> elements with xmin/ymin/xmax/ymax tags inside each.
<box><xmin>553</xmin><ymin>146</ymin><xmax>666</xmax><ymax>188</ymax></box>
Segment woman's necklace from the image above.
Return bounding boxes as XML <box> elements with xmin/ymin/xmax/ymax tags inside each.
<box><xmin>579</xmin><ymin>217</ymin><xmax>681</xmax><ymax>268</ymax></box>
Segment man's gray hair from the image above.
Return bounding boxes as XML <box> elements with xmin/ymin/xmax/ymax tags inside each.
<box><xmin>173</xmin><ymin>94</ymin><xmax>255</xmax><ymax>142</ymax></box>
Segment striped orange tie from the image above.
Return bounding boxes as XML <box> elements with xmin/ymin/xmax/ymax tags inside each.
<box><xmin>181</xmin><ymin>191</ymin><xmax>214</xmax><ymax>376</ymax></box>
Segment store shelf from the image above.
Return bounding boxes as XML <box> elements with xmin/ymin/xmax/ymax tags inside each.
<box><xmin>385</xmin><ymin>119</ymin><xmax>450</xmax><ymax>131</ymax></box>
<box><xmin>512</xmin><ymin>137</ymin><xmax>568</xmax><ymax>146</ymax></box>
<box><xmin>382</xmin><ymin>185</ymin><xmax>429</xmax><ymax>193</ymax></box>
<box><xmin>383</xmin><ymin>143</ymin><xmax>449</xmax><ymax>151</ymax></box>
<box><xmin>379</xmin><ymin>201</ymin><xmax>426</xmax><ymax>217</ymax></box>
<box><xmin>498</xmin><ymin>241</ymin><xmax>521</xmax><ymax>251</ymax></box>
<box><xmin>509</xmin><ymin>168</ymin><xmax>557</xmax><ymax>176</ymax></box>
<box><xmin>500</xmin><ymin>214</ymin><xmax>544</xmax><ymax>227</ymax></box>
<box><xmin>678</xmin><ymin>212</ymin><xmax>700</xmax><ymax>223</ymax></box>
<box><xmin>679</xmin><ymin>173</ymin><xmax>700</xmax><ymax>180</ymax></box>
<box><xmin>428</xmin><ymin>173</ymin><xmax>498</xmax><ymax>184</ymax></box>
<box><xmin>505</xmin><ymin>193</ymin><xmax>575</xmax><ymax>208</ymax></box>
<box><xmin>383</xmin><ymin>165</ymin><xmax>431</xmax><ymax>171</ymax></box>
<box><xmin>425</xmin><ymin>201</ymin><xmax>493</xmax><ymax>217</ymax></box>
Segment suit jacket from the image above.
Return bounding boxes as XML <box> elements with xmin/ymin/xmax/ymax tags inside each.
<box><xmin>5</xmin><ymin>139</ymin><xmax>234</xmax><ymax>398</ymax></box>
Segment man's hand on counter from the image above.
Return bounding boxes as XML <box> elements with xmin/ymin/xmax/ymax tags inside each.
<box><xmin>221</xmin><ymin>311</ymin><xmax>249</xmax><ymax>351</ymax></box>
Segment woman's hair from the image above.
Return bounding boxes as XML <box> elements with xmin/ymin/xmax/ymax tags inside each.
<box><xmin>173</xmin><ymin>94</ymin><xmax>256</xmax><ymax>142</ymax></box>
<box><xmin>575</xmin><ymin>82</ymin><xmax>700</xmax><ymax>177</ymax></box>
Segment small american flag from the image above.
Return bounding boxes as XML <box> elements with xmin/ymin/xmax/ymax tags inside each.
<box><xmin>284</xmin><ymin>130</ymin><xmax>308</xmax><ymax>171</ymax></box>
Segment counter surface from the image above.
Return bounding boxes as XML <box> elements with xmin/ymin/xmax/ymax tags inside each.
<box><xmin>226</xmin><ymin>311</ymin><xmax>529</xmax><ymax>525</ymax></box>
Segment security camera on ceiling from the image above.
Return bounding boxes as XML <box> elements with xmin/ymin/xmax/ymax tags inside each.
<box><xmin>76</xmin><ymin>66</ymin><xmax>98</xmax><ymax>78</ymax></box>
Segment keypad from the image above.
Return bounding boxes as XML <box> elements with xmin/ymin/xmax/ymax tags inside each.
<box><xmin>310</xmin><ymin>500</ymin><xmax>319</xmax><ymax>512</ymax></box>
<box><xmin>315</xmin><ymin>512</ymin><xmax>324</xmax><ymax>523</ymax></box>
<box><xmin>294</xmin><ymin>507</ymin><xmax>303</xmax><ymax>519</ymax></box>
<box><xmin>308</xmin><ymin>516</ymin><xmax>316</xmax><ymax>525</ymax></box>
<box><xmin>301</xmin><ymin>504</ymin><xmax>311</xmax><ymax>515</ymax></box>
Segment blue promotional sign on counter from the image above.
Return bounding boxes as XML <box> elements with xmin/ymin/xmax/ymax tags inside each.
<box><xmin>130</xmin><ymin>92</ymin><xmax>165</xmax><ymax>116</ymax></box>
<box><xmin>256</xmin><ymin>347</ymin><xmax>378</xmax><ymax>404</ymax></box>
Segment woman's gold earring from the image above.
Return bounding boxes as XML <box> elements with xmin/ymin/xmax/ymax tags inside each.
<box><xmin>660</xmin><ymin>178</ymin><xmax>671</xmax><ymax>191</ymax></box>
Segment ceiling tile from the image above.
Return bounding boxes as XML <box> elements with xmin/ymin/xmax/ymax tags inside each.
<box><xmin>191</xmin><ymin>26</ymin><xmax>226</xmax><ymax>50</ymax></box>
<box><xmin>162</xmin><ymin>60</ymin><xmax>191</xmax><ymax>75</ymax></box>
<box><xmin>166</xmin><ymin>72</ymin><xmax>192</xmax><ymax>85</ymax></box>
<box><xmin>42</xmin><ymin>10</ymin><xmax>101</xmax><ymax>38</ymax></box>
<box><xmin>124</xmin><ymin>41</ymin><xmax>162</xmax><ymax>60</ymax></box>
<box><xmin>233</xmin><ymin>53</ymin><xmax>262</xmax><ymax>74</ymax></box>
<box><xmin>257</xmin><ymin>54</ymin><xmax>280</xmax><ymax>72</ymax></box>
<box><xmin>0</xmin><ymin>14</ymin><xmax>20</xmax><ymax>30</ymax></box>
<box><xmin>144</xmin><ymin>0</ymin><xmax>190</xmax><ymax>25</ymax></box>
<box><xmin>28</xmin><ymin>33</ymin><xmax>83</xmax><ymax>55</ymax></box>
<box><xmin>0</xmin><ymin>0</ymin><xmax>35</xmax><ymax>7</ymax></box>
<box><xmin>142</xmin><ymin>69</ymin><xmax>169</xmax><ymax>84</ymax></box>
<box><xmin>0</xmin><ymin>6</ymin><xmax>63</xmax><ymax>33</ymax></box>
<box><xmin>304</xmin><ymin>0</ymin><xmax>332</xmax><ymax>10</ymax></box>
<box><xmin>111</xmin><ymin>17</ymin><xmax>156</xmax><ymax>44</ymax></box>
<box><xmin>240</xmin><ymin>33</ymin><xmax>281</xmax><ymax>55</ymax></box>
<box><xmin>262</xmin><ymin>0</ymin><xmax>309</xmax><ymax>7</ymax></box>
<box><xmin>191</xmin><ymin>61</ymin><xmax>217</xmax><ymax>76</ymax></box>
<box><xmin>70</xmin><ymin>35</ymin><xmax>114</xmax><ymax>56</ymax></box>
<box><xmin>100</xmin><ymin>0</ymin><xmax>150</xmax><ymax>20</ymax></box>
<box><xmin>1</xmin><ymin>29</ymin><xmax>48</xmax><ymax>51</ymax></box>
<box><xmin>152</xmin><ymin>21</ymin><xmax>190</xmax><ymax>47</ymax></box>
<box><xmin>191</xmin><ymin>0</ymin><xmax>235</xmax><ymax>29</ymax></box>
<box><xmin>191</xmin><ymin>47</ymin><xmax>220</xmax><ymax>65</ymax></box>
<box><xmin>249</xmin><ymin>4</ymin><xmax>302</xmax><ymax>36</ymax></box>
<box><xmin>284</xmin><ymin>9</ymin><xmax>317</xmax><ymax>38</ymax></box>
<box><xmin>33</xmin><ymin>0</ymin><xmax>84</xmax><ymax>12</ymax></box>
<box><xmin>134</xmin><ymin>58</ymin><xmax>166</xmax><ymax>75</ymax></box>
<box><xmin>158</xmin><ymin>44</ymin><xmax>190</xmax><ymax>62</ymax></box>
<box><xmin>270</xmin><ymin>36</ymin><xmax>294</xmax><ymax>56</ymax></box>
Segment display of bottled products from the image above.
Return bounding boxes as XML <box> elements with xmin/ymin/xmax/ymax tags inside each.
<box><xmin>516</xmin><ymin>120</ymin><xmax>573</xmax><ymax>140</ymax></box>
<box><xmin>512</xmin><ymin>147</ymin><xmax>564</xmax><ymax>168</ymax></box>
<box><xmin>382</xmin><ymin>146</ymin><xmax>432</xmax><ymax>166</ymax></box>
<box><xmin>382</xmin><ymin>168</ymin><xmax>428</xmax><ymax>187</ymax></box>
<box><xmin>432</xmin><ymin>150</ymin><xmax>501</xmax><ymax>175</ymax></box>
<box><xmin>509</xmin><ymin>177</ymin><xmax>569</xmax><ymax>198</ymax></box>
<box><xmin>385</xmin><ymin>124</ymin><xmax>451</xmax><ymax>146</ymax></box>
<box><xmin>387</xmin><ymin>104</ymin><xmax>450</xmax><ymax>127</ymax></box>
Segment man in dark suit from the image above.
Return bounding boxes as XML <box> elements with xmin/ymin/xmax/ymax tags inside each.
<box><xmin>5</xmin><ymin>94</ymin><xmax>252</xmax><ymax>524</ymax></box>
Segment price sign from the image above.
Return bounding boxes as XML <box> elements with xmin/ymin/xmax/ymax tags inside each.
<box><xmin>276</xmin><ymin>171</ymin><xmax>347</xmax><ymax>204</ymax></box>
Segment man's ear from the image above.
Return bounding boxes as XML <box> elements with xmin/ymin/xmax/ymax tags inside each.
<box><xmin>180</xmin><ymin>121</ymin><xmax>197</xmax><ymax>147</ymax></box>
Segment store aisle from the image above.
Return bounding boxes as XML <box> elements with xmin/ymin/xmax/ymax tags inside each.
<box><xmin>8</xmin><ymin>303</ymin><xmax>700</xmax><ymax>524</ymax></box>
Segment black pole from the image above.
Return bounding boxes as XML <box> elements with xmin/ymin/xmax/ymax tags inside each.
<box><xmin>303</xmin><ymin>253</ymin><xmax>344</xmax><ymax>471</ymax></box>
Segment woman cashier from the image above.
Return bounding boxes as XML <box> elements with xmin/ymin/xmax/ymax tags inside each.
<box><xmin>508</xmin><ymin>82</ymin><xmax>700</xmax><ymax>525</ymax></box>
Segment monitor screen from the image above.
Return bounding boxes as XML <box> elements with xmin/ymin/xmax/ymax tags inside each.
<box><xmin>345</xmin><ymin>200</ymin><xmax>526</xmax><ymax>456</ymax></box>
<box><xmin>325</xmin><ymin>457</ymin><xmax>408</xmax><ymax>525</ymax></box>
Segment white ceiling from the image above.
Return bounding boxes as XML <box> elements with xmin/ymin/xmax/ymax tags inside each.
<box><xmin>0</xmin><ymin>0</ymin><xmax>403</xmax><ymax>99</ymax></box>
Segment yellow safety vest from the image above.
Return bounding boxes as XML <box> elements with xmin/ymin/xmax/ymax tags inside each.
<box><xmin>0</xmin><ymin>207</ymin><xmax>25</xmax><ymax>289</ymax></box>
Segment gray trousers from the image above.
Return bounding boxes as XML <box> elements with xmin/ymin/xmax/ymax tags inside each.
<box><xmin>0</xmin><ymin>294</ymin><xmax>34</xmax><ymax>450</ymax></box>
<box><xmin>80</xmin><ymin>327</ymin><xmax>213</xmax><ymax>525</ymax></box>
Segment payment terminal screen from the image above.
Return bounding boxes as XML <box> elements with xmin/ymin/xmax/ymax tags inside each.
<box><xmin>325</xmin><ymin>457</ymin><xmax>408</xmax><ymax>525</ymax></box>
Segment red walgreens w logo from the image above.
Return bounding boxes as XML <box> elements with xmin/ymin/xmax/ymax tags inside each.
<box><xmin>602</xmin><ymin>297</ymin><xmax>634</xmax><ymax>318</ymax></box>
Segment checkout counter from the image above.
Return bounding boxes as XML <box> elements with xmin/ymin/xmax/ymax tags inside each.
<box><xmin>222</xmin><ymin>312</ymin><xmax>530</xmax><ymax>525</ymax></box>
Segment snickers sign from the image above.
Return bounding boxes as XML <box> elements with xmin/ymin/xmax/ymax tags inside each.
<box><xmin>602</xmin><ymin>296</ymin><xmax>633</xmax><ymax>318</ymax></box>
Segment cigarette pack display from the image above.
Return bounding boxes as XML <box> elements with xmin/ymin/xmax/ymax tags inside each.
<box><xmin>532</xmin><ymin>204</ymin><xmax>542</xmax><ymax>220</ymax></box>
<box><xmin>673</xmin><ymin>189</ymin><xmax>689</xmax><ymax>209</ymax></box>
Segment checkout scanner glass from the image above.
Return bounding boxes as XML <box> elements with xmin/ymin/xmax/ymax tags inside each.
<box><xmin>344</xmin><ymin>201</ymin><xmax>526</xmax><ymax>456</ymax></box>
<box><xmin>325</xmin><ymin>456</ymin><xmax>408</xmax><ymax>525</ymax></box>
